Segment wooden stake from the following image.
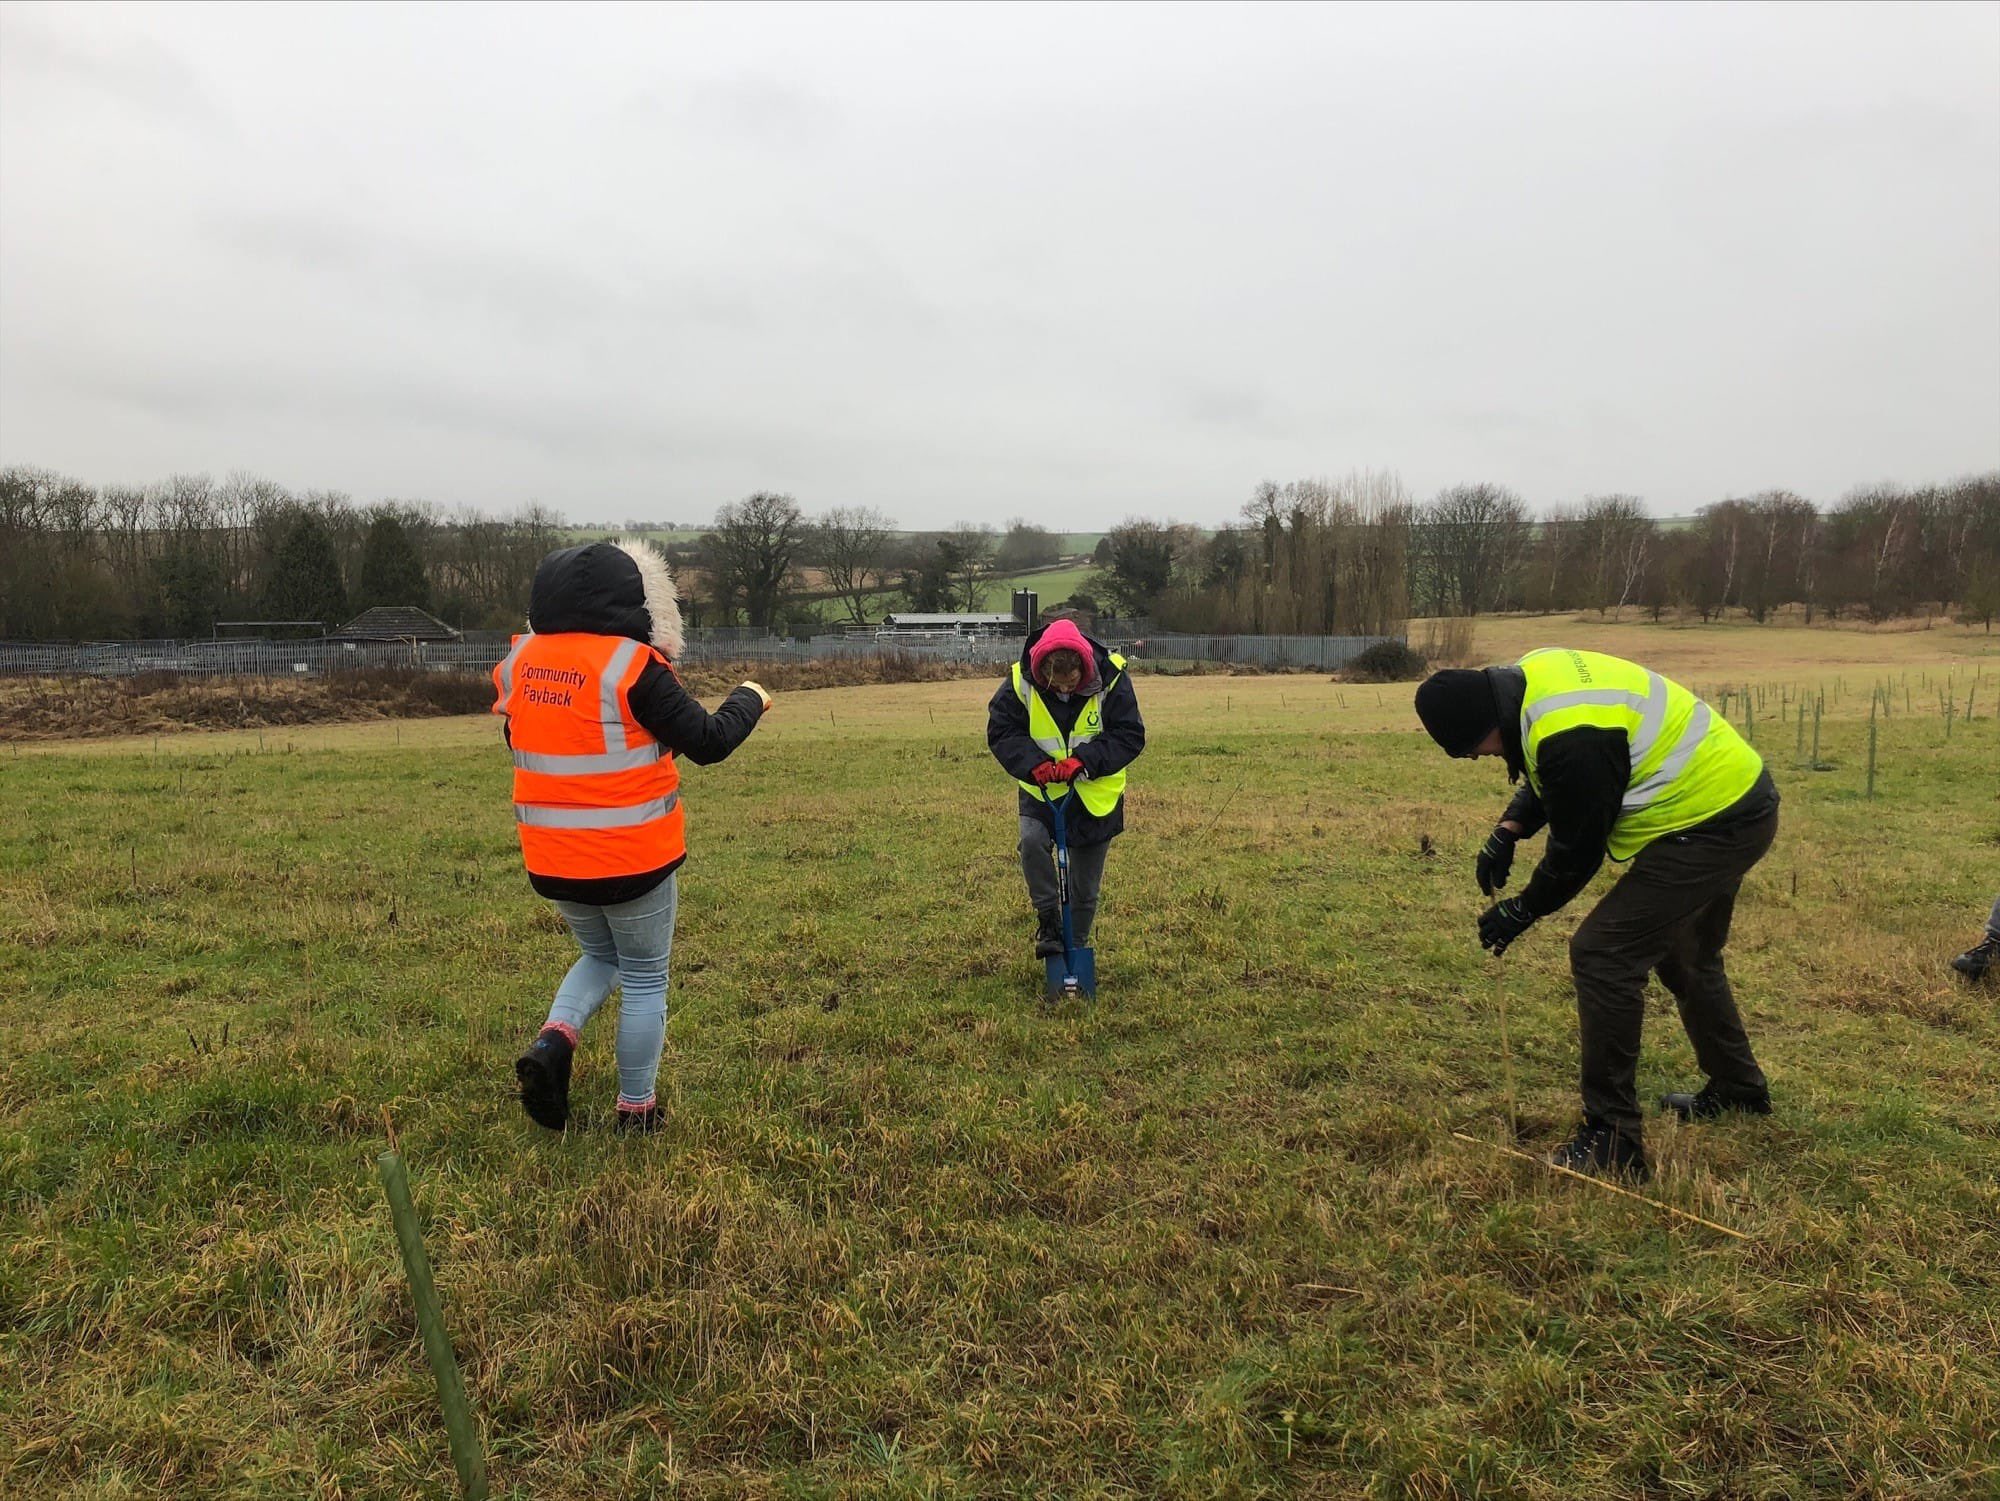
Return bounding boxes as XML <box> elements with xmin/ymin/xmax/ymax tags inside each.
<box><xmin>1450</xmin><ymin>1132</ymin><xmax>1750</xmax><ymax>1240</ymax></box>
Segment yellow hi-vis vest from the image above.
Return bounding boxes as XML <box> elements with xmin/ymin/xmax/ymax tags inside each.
<box><xmin>1520</xmin><ymin>648</ymin><xmax>1763</xmax><ymax>861</ymax></box>
<box><xmin>1011</xmin><ymin>654</ymin><xmax>1128</xmax><ymax>817</ymax></box>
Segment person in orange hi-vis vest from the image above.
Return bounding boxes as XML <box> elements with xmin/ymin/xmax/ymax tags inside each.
<box><xmin>492</xmin><ymin>539</ymin><xmax>770</xmax><ymax>1133</ymax></box>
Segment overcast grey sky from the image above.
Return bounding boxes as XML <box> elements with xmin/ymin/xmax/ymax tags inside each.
<box><xmin>2</xmin><ymin>1</ymin><xmax>1996</xmax><ymax>528</ymax></box>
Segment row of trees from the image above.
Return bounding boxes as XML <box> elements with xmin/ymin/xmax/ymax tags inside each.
<box><xmin>669</xmin><ymin>497</ymin><xmax>1061</xmax><ymax>629</ymax></box>
<box><xmin>0</xmin><ymin>468</ymin><xmax>566</xmax><ymax>640</ymax></box>
<box><xmin>1081</xmin><ymin>474</ymin><xmax>1410</xmax><ymax>636</ymax></box>
<box><xmin>4</xmin><ymin>464</ymin><xmax>1995</xmax><ymax>642</ymax></box>
<box><xmin>1080</xmin><ymin>473</ymin><xmax>2000</xmax><ymax>635</ymax></box>
<box><xmin>0</xmin><ymin>468</ymin><xmax>1075</xmax><ymax>639</ymax></box>
<box><xmin>1403</xmin><ymin>478</ymin><xmax>2000</xmax><ymax>627</ymax></box>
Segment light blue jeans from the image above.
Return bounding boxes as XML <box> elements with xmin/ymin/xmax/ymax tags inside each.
<box><xmin>547</xmin><ymin>875</ymin><xmax>677</xmax><ymax>1110</ymax></box>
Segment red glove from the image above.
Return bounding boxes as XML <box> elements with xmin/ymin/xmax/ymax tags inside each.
<box><xmin>1030</xmin><ymin>756</ymin><xmax>1085</xmax><ymax>785</ymax></box>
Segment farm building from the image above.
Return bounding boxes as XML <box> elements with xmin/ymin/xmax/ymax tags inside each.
<box><xmin>327</xmin><ymin>607</ymin><xmax>463</xmax><ymax>644</ymax></box>
<box><xmin>874</xmin><ymin>612</ymin><xmax>1024</xmax><ymax>639</ymax></box>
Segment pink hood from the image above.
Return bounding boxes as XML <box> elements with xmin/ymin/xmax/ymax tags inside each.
<box><xmin>1028</xmin><ymin>618</ymin><xmax>1102</xmax><ymax>693</ymax></box>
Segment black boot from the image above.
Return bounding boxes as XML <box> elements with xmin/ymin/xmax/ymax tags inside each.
<box><xmin>515</xmin><ymin>1027</ymin><xmax>574</xmax><ymax>1130</ymax></box>
<box><xmin>1548</xmin><ymin>1119</ymin><xmax>1649</xmax><ymax>1182</ymax></box>
<box><xmin>1950</xmin><ymin>934</ymin><xmax>1999</xmax><ymax>983</ymax></box>
<box><xmin>615</xmin><ymin>1104</ymin><xmax>664</xmax><ymax>1134</ymax></box>
<box><xmin>1662</xmin><ymin>1084</ymin><xmax>1772</xmax><ymax>1121</ymax></box>
<box><xmin>1034</xmin><ymin>910</ymin><xmax>1064</xmax><ymax>959</ymax></box>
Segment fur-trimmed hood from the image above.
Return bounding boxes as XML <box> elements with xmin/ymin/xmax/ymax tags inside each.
<box><xmin>526</xmin><ymin>539</ymin><xmax>685</xmax><ymax>660</ymax></box>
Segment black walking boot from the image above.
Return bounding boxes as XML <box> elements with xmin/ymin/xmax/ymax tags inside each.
<box><xmin>1034</xmin><ymin>909</ymin><xmax>1064</xmax><ymax>959</ymax></box>
<box><xmin>1950</xmin><ymin>934</ymin><xmax>2000</xmax><ymax>983</ymax></box>
<box><xmin>1661</xmin><ymin>1084</ymin><xmax>1772</xmax><ymax>1121</ymax></box>
<box><xmin>515</xmin><ymin>1027</ymin><xmax>574</xmax><ymax>1131</ymax></box>
<box><xmin>615</xmin><ymin>1104</ymin><xmax>664</xmax><ymax>1134</ymax></box>
<box><xmin>1548</xmin><ymin>1119</ymin><xmax>1650</xmax><ymax>1182</ymax></box>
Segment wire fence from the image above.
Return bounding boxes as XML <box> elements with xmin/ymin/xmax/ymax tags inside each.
<box><xmin>0</xmin><ymin>629</ymin><xmax>1401</xmax><ymax>679</ymax></box>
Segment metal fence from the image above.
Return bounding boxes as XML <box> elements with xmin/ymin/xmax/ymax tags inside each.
<box><xmin>0</xmin><ymin>629</ymin><xmax>1400</xmax><ymax>679</ymax></box>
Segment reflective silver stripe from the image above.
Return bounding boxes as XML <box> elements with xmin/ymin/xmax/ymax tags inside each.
<box><xmin>1017</xmin><ymin>672</ymin><xmax>1067</xmax><ymax>754</ymax></box>
<box><xmin>1622</xmin><ymin>702</ymin><xmax>1711</xmax><ymax>810</ymax></box>
<box><xmin>1629</xmin><ymin>673</ymin><xmax>1670</xmax><ymax>760</ymax></box>
<box><xmin>495</xmin><ymin>633</ymin><xmax>532</xmax><ymax>703</ymax></box>
<box><xmin>512</xmin><ymin>744</ymin><xmax>662</xmax><ymax>775</ymax></box>
<box><xmin>514</xmin><ymin>792</ymin><xmax>680</xmax><ymax>829</ymax></box>
<box><xmin>600</xmin><ymin>638</ymin><xmax>641</xmax><ymax>752</ymax></box>
<box><xmin>1018</xmin><ymin>663</ymin><xmax>1106</xmax><ymax>759</ymax></box>
<box><xmin>1524</xmin><ymin>687</ymin><xmax>1649</xmax><ymax>735</ymax></box>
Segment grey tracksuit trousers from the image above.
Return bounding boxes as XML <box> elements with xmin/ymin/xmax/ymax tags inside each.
<box><xmin>1019</xmin><ymin>816</ymin><xmax>1110</xmax><ymax>946</ymax></box>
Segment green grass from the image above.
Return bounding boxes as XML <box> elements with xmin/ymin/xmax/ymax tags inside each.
<box><xmin>559</xmin><ymin>528</ymin><xmax>1100</xmax><ymax>625</ymax></box>
<box><xmin>5</xmin><ymin>641</ymin><xmax>1999</xmax><ymax>1497</ymax></box>
<box><xmin>982</xmin><ymin>565</ymin><xmax>1096</xmax><ymax>610</ymax></box>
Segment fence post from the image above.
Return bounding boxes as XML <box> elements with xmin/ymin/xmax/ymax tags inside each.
<box><xmin>1866</xmin><ymin>697</ymin><xmax>1878</xmax><ymax>799</ymax></box>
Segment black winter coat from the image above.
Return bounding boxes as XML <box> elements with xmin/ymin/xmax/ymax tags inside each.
<box><xmin>986</xmin><ymin>625</ymin><xmax>1146</xmax><ymax>848</ymax></box>
<box><xmin>507</xmin><ymin>542</ymin><xmax>765</xmax><ymax>904</ymax></box>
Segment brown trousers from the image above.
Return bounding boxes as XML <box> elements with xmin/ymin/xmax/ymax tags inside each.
<box><xmin>1569</xmin><ymin>804</ymin><xmax>1779</xmax><ymax>1143</ymax></box>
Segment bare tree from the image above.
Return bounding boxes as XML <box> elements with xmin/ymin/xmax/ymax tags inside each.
<box><xmin>1534</xmin><ymin>504</ymin><xmax>1582</xmax><ymax>612</ymax></box>
<box><xmin>1160</xmin><ymin>473</ymin><xmax>1406</xmax><ymax>634</ymax></box>
<box><xmin>942</xmin><ymin>524</ymin><xmax>998</xmax><ymax>611</ymax></box>
<box><xmin>1573</xmin><ymin>495</ymin><xmax>1654</xmax><ymax>618</ymax></box>
<box><xmin>809</xmin><ymin>504</ymin><xmax>895</xmax><ymax>623</ymax></box>
<box><xmin>1411</xmin><ymin>483</ymin><xmax>1531</xmax><ymax>617</ymax></box>
<box><xmin>707</xmin><ymin>491</ymin><xmax>805</xmax><ymax>628</ymax></box>
<box><xmin>1740</xmin><ymin>491</ymin><xmax>1816</xmax><ymax>623</ymax></box>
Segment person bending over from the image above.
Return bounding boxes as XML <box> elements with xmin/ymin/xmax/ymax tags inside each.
<box><xmin>986</xmin><ymin>617</ymin><xmax>1145</xmax><ymax>968</ymax></box>
<box><xmin>1416</xmin><ymin>648</ymin><xmax>1779</xmax><ymax>1182</ymax></box>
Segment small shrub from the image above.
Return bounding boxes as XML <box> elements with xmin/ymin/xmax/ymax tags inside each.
<box><xmin>1343</xmin><ymin>640</ymin><xmax>1428</xmax><ymax>682</ymax></box>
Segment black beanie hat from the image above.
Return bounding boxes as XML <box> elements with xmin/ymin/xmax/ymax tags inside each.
<box><xmin>1414</xmin><ymin>669</ymin><xmax>1501</xmax><ymax>756</ymax></box>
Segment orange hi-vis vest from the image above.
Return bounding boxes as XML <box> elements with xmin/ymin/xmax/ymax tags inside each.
<box><xmin>491</xmin><ymin>632</ymin><xmax>685</xmax><ymax>880</ymax></box>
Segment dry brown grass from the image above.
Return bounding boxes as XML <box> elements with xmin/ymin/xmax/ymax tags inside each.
<box><xmin>0</xmin><ymin>668</ymin><xmax>496</xmax><ymax>742</ymax></box>
<box><xmin>1441</xmin><ymin>613</ymin><xmax>2000</xmax><ymax>681</ymax></box>
<box><xmin>0</xmin><ymin>655</ymin><xmax>1000</xmax><ymax>743</ymax></box>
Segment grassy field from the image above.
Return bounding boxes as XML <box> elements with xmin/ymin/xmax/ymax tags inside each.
<box><xmin>5</xmin><ymin>620</ymin><xmax>1998</xmax><ymax>1498</ymax></box>
<box><xmin>986</xmin><ymin>565</ymin><xmax>1096</xmax><ymax>609</ymax></box>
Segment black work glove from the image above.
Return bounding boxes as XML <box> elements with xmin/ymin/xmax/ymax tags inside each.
<box><xmin>1475</xmin><ymin>825</ymin><xmax>1518</xmax><ymax>896</ymax></box>
<box><xmin>1478</xmin><ymin>897</ymin><xmax>1536</xmax><ymax>956</ymax></box>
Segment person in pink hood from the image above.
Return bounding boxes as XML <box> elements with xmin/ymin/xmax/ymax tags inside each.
<box><xmin>986</xmin><ymin>616</ymin><xmax>1147</xmax><ymax>961</ymax></box>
